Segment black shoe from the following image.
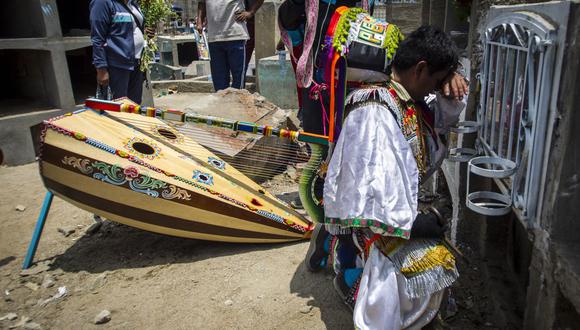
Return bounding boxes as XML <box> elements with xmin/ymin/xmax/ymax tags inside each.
<box><xmin>304</xmin><ymin>223</ymin><xmax>329</xmax><ymax>272</ymax></box>
<box><xmin>333</xmin><ymin>272</ymin><xmax>355</xmax><ymax>312</ymax></box>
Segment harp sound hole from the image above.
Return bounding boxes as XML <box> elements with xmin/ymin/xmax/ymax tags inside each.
<box><xmin>157</xmin><ymin>128</ymin><xmax>177</xmax><ymax>140</ymax></box>
<box><xmin>132</xmin><ymin>142</ymin><xmax>155</xmax><ymax>155</ymax></box>
<box><xmin>199</xmin><ymin>174</ymin><xmax>209</xmax><ymax>181</ymax></box>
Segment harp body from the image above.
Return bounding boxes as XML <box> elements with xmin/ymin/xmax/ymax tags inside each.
<box><xmin>37</xmin><ymin>99</ymin><xmax>323</xmax><ymax>243</ymax></box>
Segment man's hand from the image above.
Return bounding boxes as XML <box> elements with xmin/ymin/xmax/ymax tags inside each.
<box><xmin>96</xmin><ymin>68</ymin><xmax>109</xmax><ymax>86</ymax></box>
<box><xmin>195</xmin><ymin>18</ymin><xmax>206</xmax><ymax>34</ymax></box>
<box><xmin>441</xmin><ymin>72</ymin><xmax>468</xmax><ymax>101</ymax></box>
<box><xmin>145</xmin><ymin>27</ymin><xmax>156</xmax><ymax>39</ymax></box>
<box><xmin>196</xmin><ymin>2</ymin><xmax>206</xmax><ymax>34</ymax></box>
<box><xmin>276</xmin><ymin>39</ymin><xmax>286</xmax><ymax>52</ymax></box>
<box><xmin>235</xmin><ymin>10</ymin><xmax>254</xmax><ymax>22</ymax></box>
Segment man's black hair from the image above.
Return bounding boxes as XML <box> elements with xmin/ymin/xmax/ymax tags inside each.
<box><xmin>392</xmin><ymin>26</ymin><xmax>458</xmax><ymax>75</ymax></box>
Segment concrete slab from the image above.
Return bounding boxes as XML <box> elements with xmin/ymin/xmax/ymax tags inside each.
<box><xmin>150</xmin><ymin>63</ymin><xmax>184</xmax><ymax>81</ymax></box>
<box><xmin>184</xmin><ymin>60</ymin><xmax>211</xmax><ymax>78</ymax></box>
<box><xmin>152</xmin><ymin>77</ymin><xmax>256</xmax><ymax>94</ymax></box>
<box><xmin>0</xmin><ymin>108</ymin><xmax>65</xmax><ymax>166</ymax></box>
<box><xmin>257</xmin><ymin>54</ymin><xmax>299</xmax><ymax>109</ymax></box>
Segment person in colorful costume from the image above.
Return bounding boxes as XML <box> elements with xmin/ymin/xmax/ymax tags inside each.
<box><xmin>278</xmin><ymin>0</ymin><xmax>381</xmax><ymax>219</ymax></box>
<box><xmin>279</xmin><ymin>6</ymin><xmax>468</xmax><ymax>328</ymax></box>
<box><xmin>278</xmin><ymin>1</ymin><xmax>467</xmax><ymax>218</ymax></box>
<box><xmin>279</xmin><ymin>4</ymin><xmax>469</xmax><ymax>329</ymax></box>
<box><xmin>314</xmin><ymin>22</ymin><xmax>464</xmax><ymax>329</ymax></box>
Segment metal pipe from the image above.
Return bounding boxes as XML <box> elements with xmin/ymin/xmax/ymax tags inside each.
<box><xmin>506</xmin><ymin>50</ymin><xmax>521</xmax><ymax>161</ymax></box>
<box><xmin>481</xmin><ymin>40</ymin><xmax>493</xmax><ymax>142</ymax></box>
<box><xmin>528</xmin><ymin>42</ymin><xmax>555</xmax><ymax>225</ymax></box>
<box><xmin>497</xmin><ymin>48</ymin><xmax>514</xmax><ymax>157</ymax></box>
<box><xmin>514</xmin><ymin>38</ymin><xmax>531</xmax><ymax>166</ymax></box>
<box><xmin>489</xmin><ymin>38</ymin><xmax>504</xmax><ymax>148</ymax></box>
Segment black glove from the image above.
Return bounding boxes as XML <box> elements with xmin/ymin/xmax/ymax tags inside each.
<box><xmin>411</xmin><ymin>212</ymin><xmax>446</xmax><ymax>239</ymax></box>
<box><xmin>278</xmin><ymin>0</ymin><xmax>306</xmax><ymax>31</ymax></box>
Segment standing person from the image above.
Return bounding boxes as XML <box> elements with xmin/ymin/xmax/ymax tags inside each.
<box><xmin>196</xmin><ymin>0</ymin><xmax>250</xmax><ymax>91</ymax></box>
<box><xmin>236</xmin><ymin>0</ymin><xmax>264</xmax><ymax>74</ymax></box>
<box><xmin>90</xmin><ymin>0</ymin><xmax>150</xmax><ymax>103</ymax></box>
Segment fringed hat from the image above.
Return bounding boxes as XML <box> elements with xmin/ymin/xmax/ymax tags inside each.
<box><xmin>320</xmin><ymin>7</ymin><xmax>405</xmax><ymax>142</ymax></box>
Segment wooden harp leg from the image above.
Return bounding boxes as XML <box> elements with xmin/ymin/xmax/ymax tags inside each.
<box><xmin>22</xmin><ymin>191</ymin><xmax>54</xmax><ymax>269</ymax></box>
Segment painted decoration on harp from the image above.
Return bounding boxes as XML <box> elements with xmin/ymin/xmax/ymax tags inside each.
<box><xmin>207</xmin><ymin>157</ymin><xmax>226</xmax><ymax>170</ymax></box>
<box><xmin>150</xmin><ymin>124</ymin><xmax>185</xmax><ymax>144</ymax></box>
<box><xmin>62</xmin><ymin>156</ymin><xmax>191</xmax><ymax>200</ymax></box>
<box><xmin>123</xmin><ymin>137</ymin><xmax>163</xmax><ymax>160</ymax></box>
<box><xmin>193</xmin><ymin>170</ymin><xmax>214</xmax><ymax>186</ymax></box>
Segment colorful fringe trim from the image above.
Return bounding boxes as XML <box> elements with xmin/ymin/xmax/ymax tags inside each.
<box><xmin>376</xmin><ymin>238</ymin><xmax>459</xmax><ymax>298</ymax></box>
<box><xmin>324</xmin><ymin>217</ymin><xmax>411</xmax><ymax>239</ymax></box>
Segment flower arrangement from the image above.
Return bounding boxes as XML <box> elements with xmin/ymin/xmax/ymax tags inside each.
<box><xmin>139</xmin><ymin>0</ymin><xmax>174</xmax><ymax>72</ymax></box>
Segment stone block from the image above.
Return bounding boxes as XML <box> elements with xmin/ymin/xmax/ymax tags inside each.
<box><xmin>0</xmin><ymin>109</ymin><xmax>66</xmax><ymax>165</ymax></box>
<box><xmin>184</xmin><ymin>60</ymin><xmax>211</xmax><ymax>78</ymax></box>
<box><xmin>254</xmin><ymin>1</ymin><xmax>279</xmax><ymax>63</ymax></box>
<box><xmin>257</xmin><ymin>54</ymin><xmax>298</xmax><ymax>109</ymax></box>
<box><xmin>149</xmin><ymin>63</ymin><xmax>183</xmax><ymax>81</ymax></box>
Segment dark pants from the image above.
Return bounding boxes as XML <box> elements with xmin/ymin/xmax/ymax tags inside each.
<box><xmin>208</xmin><ymin>40</ymin><xmax>246</xmax><ymax>91</ymax></box>
<box><xmin>108</xmin><ymin>65</ymin><xmax>144</xmax><ymax>104</ymax></box>
<box><xmin>300</xmin><ymin>82</ymin><xmax>330</xmax><ymax>135</ymax></box>
<box><xmin>244</xmin><ymin>20</ymin><xmax>255</xmax><ymax>72</ymax></box>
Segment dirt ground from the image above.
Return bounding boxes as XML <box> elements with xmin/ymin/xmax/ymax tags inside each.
<box><xmin>0</xmin><ymin>163</ymin><xmax>499</xmax><ymax>330</ymax></box>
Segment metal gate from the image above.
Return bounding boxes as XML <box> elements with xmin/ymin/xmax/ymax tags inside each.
<box><xmin>475</xmin><ymin>2</ymin><xmax>570</xmax><ymax>225</ymax></box>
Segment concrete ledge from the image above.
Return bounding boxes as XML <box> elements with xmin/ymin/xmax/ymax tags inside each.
<box><xmin>152</xmin><ymin>76</ymin><xmax>256</xmax><ymax>94</ymax></box>
<box><xmin>0</xmin><ymin>36</ymin><xmax>91</xmax><ymax>51</ymax></box>
<box><xmin>0</xmin><ymin>109</ymin><xmax>65</xmax><ymax>166</ymax></box>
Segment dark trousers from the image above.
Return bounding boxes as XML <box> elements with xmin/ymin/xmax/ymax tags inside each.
<box><xmin>244</xmin><ymin>20</ymin><xmax>255</xmax><ymax>72</ymax></box>
<box><xmin>300</xmin><ymin>82</ymin><xmax>330</xmax><ymax>135</ymax></box>
<box><xmin>208</xmin><ymin>40</ymin><xmax>246</xmax><ymax>91</ymax></box>
<box><xmin>108</xmin><ymin>65</ymin><xmax>144</xmax><ymax>104</ymax></box>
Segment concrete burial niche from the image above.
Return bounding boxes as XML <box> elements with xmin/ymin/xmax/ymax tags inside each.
<box><xmin>66</xmin><ymin>46</ymin><xmax>96</xmax><ymax>104</ymax></box>
<box><xmin>56</xmin><ymin>0</ymin><xmax>91</xmax><ymax>36</ymax></box>
<box><xmin>0</xmin><ymin>0</ymin><xmax>92</xmax><ymax>165</ymax></box>
<box><xmin>176</xmin><ymin>42</ymin><xmax>197</xmax><ymax>66</ymax></box>
<box><xmin>0</xmin><ymin>49</ymin><xmax>56</xmax><ymax>116</ymax></box>
<box><xmin>158</xmin><ymin>35</ymin><xmax>199</xmax><ymax>67</ymax></box>
<box><xmin>0</xmin><ymin>1</ymin><xmax>46</xmax><ymax>38</ymax></box>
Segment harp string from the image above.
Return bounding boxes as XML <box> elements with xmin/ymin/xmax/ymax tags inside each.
<box><xmin>118</xmin><ymin>116</ymin><xmax>308</xmax><ymax>159</ymax></box>
<box><xmin>102</xmin><ymin>113</ymin><xmax>324</xmax><ymax>180</ymax></box>
<box><xmin>118</xmin><ymin>117</ymin><xmax>324</xmax><ymax>170</ymax></box>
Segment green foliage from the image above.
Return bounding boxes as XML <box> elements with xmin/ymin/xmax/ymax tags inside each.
<box><xmin>140</xmin><ymin>0</ymin><xmax>174</xmax><ymax>27</ymax></box>
<box><xmin>139</xmin><ymin>0</ymin><xmax>174</xmax><ymax>72</ymax></box>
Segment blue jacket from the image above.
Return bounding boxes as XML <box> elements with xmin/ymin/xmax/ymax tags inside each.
<box><xmin>90</xmin><ymin>0</ymin><xmax>144</xmax><ymax>70</ymax></box>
